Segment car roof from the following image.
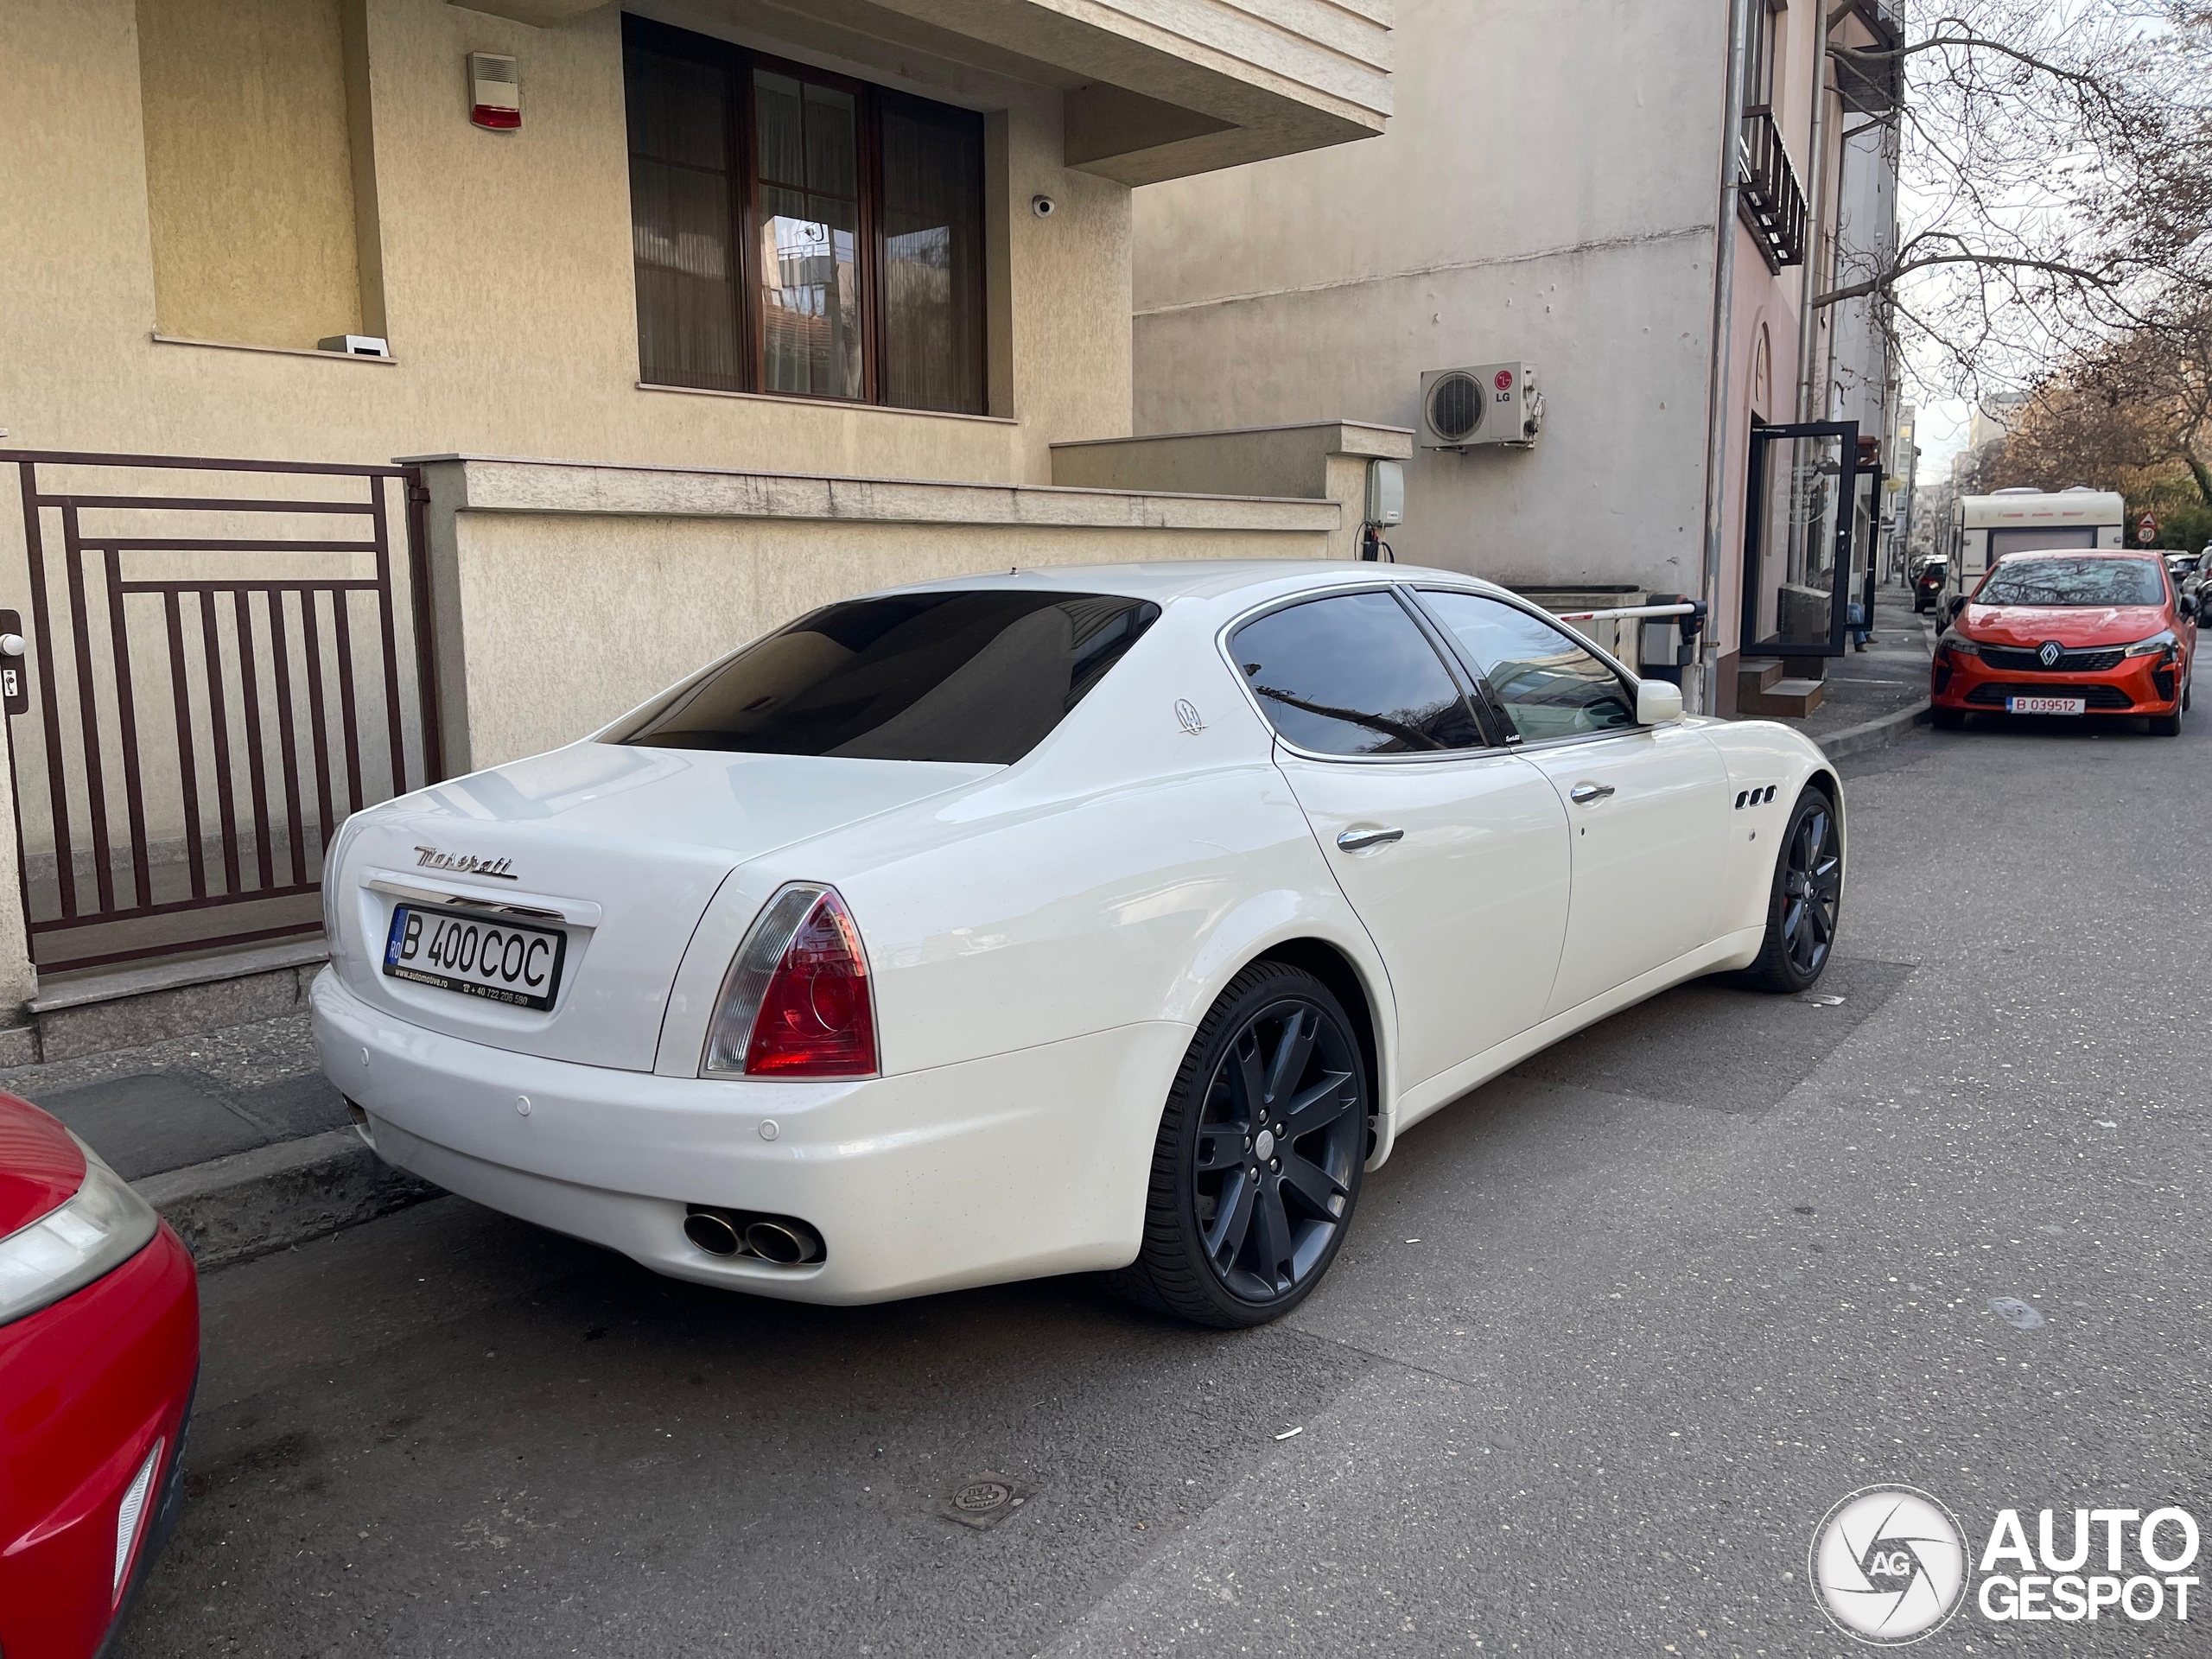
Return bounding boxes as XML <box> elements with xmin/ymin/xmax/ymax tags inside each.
<box><xmin>874</xmin><ymin>559</ymin><xmax>1520</xmax><ymax>609</ymax></box>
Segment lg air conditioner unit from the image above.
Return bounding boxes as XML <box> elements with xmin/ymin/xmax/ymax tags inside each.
<box><xmin>1419</xmin><ymin>362</ymin><xmax>1543</xmax><ymax>450</ymax></box>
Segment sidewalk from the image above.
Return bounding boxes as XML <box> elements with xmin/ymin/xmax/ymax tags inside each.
<box><xmin>1742</xmin><ymin>585</ymin><xmax>1934</xmax><ymax>755</ymax></box>
<box><xmin>2</xmin><ymin>999</ymin><xmax>437</xmax><ymax>1265</ymax></box>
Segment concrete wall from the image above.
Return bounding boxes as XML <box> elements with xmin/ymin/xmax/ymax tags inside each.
<box><xmin>413</xmin><ymin>455</ymin><xmax>1340</xmax><ymax>769</ymax></box>
<box><xmin>1828</xmin><ymin>122</ymin><xmax>1897</xmax><ymax>435</ymax></box>
<box><xmin>1049</xmin><ymin>419</ymin><xmax>1412</xmax><ymax>562</ymax></box>
<box><xmin>1130</xmin><ymin>0</ymin><xmax>1732</xmax><ymax>599</ymax></box>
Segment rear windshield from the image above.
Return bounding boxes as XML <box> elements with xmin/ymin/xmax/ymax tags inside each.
<box><xmin>1975</xmin><ymin>557</ymin><xmax>2167</xmax><ymax>608</ymax></box>
<box><xmin>613</xmin><ymin>590</ymin><xmax>1160</xmax><ymax>764</ymax></box>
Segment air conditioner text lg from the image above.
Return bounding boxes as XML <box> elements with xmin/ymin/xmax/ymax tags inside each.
<box><xmin>1419</xmin><ymin>363</ymin><xmax>1543</xmax><ymax>450</ymax></box>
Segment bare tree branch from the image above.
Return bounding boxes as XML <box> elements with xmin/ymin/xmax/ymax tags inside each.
<box><xmin>1816</xmin><ymin>252</ymin><xmax>2126</xmax><ymax>308</ymax></box>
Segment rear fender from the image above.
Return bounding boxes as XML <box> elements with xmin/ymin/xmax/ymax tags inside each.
<box><xmin>658</xmin><ymin>768</ymin><xmax>1407</xmax><ymax>1167</ymax></box>
<box><xmin>1165</xmin><ymin>883</ymin><xmax>1403</xmax><ymax>1168</ymax></box>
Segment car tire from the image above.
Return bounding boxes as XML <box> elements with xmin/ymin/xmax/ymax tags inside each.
<box><xmin>1930</xmin><ymin>706</ymin><xmax>1965</xmax><ymax>730</ymax></box>
<box><xmin>1738</xmin><ymin>786</ymin><xmax>1842</xmax><ymax>995</ymax></box>
<box><xmin>1104</xmin><ymin>961</ymin><xmax>1370</xmax><ymax>1329</ymax></box>
<box><xmin>2150</xmin><ymin>709</ymin><xmax>2182</xmax><ymax>736</ymax></box>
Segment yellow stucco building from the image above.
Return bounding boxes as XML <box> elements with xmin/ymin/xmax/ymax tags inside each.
<box><xmin>0</xmin><ymin>0</ymin><xmax>1399</xmax><ymax>1017</ymax></box>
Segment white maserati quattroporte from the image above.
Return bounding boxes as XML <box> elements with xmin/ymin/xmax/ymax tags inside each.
<box><xmin>313</xmin><ymin>562</ymin><xmax>1842</xmax><ymax>1326</ymax></box>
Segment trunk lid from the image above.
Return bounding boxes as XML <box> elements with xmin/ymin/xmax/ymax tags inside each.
<box><xmin>330</xmin><ymin>743</ymin><xmax>995</xmax><ymax>1071</ymax></box>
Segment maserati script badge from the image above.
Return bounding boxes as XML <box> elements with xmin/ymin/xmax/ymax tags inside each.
<box><xmin>414</xmin><ymin>845</ymin><xmax>518</xmax><ymax>880</ymax></box>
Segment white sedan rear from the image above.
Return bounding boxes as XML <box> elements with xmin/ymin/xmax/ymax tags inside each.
<box><xmin>312</xmin><ymin>562</ymin><xmax>1842</xmax><ymax>1326</ymax></box>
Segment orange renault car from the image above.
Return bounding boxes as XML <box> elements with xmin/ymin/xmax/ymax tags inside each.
<box><xmin>1931</xmin><ymin>550</ymin><xmax>2198</xmax><ymax>734</ymax></box>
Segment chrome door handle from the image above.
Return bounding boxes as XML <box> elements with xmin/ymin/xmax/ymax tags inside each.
<box><xmin>1336</xmin><ymin>827</ymin><xmax>1404</xmax><ymax>852</ymax></box>
<box><xmin>1567</xmin><ymin>783</ymin><xmax>1615</xmax><ymax>805</ymax></box>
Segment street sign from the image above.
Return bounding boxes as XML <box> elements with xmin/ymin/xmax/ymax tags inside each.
<box><xmin>2136</xmin><ymin>513</ymin><xmax>2158</xmax><ymax>545</ymax></box>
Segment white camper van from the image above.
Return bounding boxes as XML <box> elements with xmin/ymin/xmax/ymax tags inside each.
<box><xmin>1941</xmin><ymin>486</ymin><xmax>2126</xmax><ymax>612</ymax></box>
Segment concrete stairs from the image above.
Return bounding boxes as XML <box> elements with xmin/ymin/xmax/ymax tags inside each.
<box><xmin>0</xmin><ymin>936</ymin><xmax>329</xmax><ymax>1067</ymax></box>
<box><xmin>1738</xmin><ymin>658</ymin><xmax>1826</xmax><ymax>719</ymax></box>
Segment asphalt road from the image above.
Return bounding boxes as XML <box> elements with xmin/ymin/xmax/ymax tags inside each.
<box><xmin>118</xmin><ymin>710</ymin><xmax>2211</xmax><ymax>1658</ymax></box>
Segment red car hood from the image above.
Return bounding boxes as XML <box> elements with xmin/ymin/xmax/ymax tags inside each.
<box><xmin>0</xmin><ymin>1091</ymin><xmax>86</xmax><ymax>1236</ymax></box>
<box><xmin>1965</xmin><ymin>604</ymin><xmax>2170</xmax><ymax>648</ymax></box>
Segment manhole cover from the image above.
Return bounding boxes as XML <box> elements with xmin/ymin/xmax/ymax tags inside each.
<box><xmin>938</xmin><ymin>1472</ymin><xmax>1032</xmax><ymax>1530</ymax></box>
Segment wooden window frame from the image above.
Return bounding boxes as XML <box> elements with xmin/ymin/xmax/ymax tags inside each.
<box><xmin>622</xmin><ymin>13</ymin><xmax>988</xmax><ymax>414</ymax></box>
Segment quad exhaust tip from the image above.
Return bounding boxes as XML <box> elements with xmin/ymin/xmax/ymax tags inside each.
<box><xmin>683</xmin><ymin>1205</ymin><xmax>825</xmax><ymax>1266</ymax></box>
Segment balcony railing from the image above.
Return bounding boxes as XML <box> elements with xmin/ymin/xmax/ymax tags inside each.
<box><xmin>1738</xmin><ymin>108</ymin><xmax>1807</xmax><ymax>272</ymax></box>
<box><xmin>1837</xmin><ymin>0</ymin><xmax>1904</xmax><ymax>115</ymax></box>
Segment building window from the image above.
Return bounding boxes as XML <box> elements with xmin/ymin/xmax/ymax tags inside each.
<box><xmin>1747</xmin><ymin>0</ymin><xmax>1788</xmax><ymax>113</ymax></box>
<box><xmin>623</xmin><ymin>16</ymin><xmax>988</xmax><ymax>416</ymax></box>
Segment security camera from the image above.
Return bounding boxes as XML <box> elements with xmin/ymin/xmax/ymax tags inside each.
<box><xmin>1030</xmin><ymin>194</ymin><xmax>1056</xmax><ymax>219</ymax></box>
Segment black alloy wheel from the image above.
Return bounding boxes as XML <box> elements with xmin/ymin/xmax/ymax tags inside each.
<box><xmin>1741</xmin><ymin>787</ymin><xmax>1844</xmax><ymax>994</ymax></box>
<box><xmin>1108</xmin><ymin>963</ymin><xmax>1369</xmax><ymax>1328</ymax></box>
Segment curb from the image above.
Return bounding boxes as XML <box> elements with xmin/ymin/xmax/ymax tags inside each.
<box><xmin>135</xmin><ymin>1128</ymin><xmax>443</xmax><ymax>1270</ymax></box>
<box><xmin>1815</xmin><ymin>701</ymin><xmax>1932</xmax><ymax>762</ymax></box>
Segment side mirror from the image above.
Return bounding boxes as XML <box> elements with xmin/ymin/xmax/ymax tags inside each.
<box><xmin>1637</xmin><ymin>679</ymin><xmax>1684</xmax><ymax>726</ymax></box>
<box><xmin>1945</xmin><ymin>594</ymin><xmax>1967</xmax><ymax>623</ymax></box>
<box><xmin>2182</xmin><ymin>593</ymin><xmax>2198</xmax><ymax>620</ymax></box>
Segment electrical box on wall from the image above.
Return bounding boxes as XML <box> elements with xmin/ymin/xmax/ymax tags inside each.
<box><xmin>469</xmin><ymin>53</ymin><xmax>520</xmax><ymax>130</ymax></box>
<box><xmin>1363</xmin><ymin>459</ymin><xmax>1404</xmax><ymax>528</ymax></box>
<box><xmin>1418</xmin><ymin>363</ymin><xmax>1543</xmax><ymax>450</ymax></box>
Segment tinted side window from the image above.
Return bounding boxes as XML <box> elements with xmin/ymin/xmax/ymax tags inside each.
<box><xmin>1418</xmin><ymin>591</ymin><xmax>1637</xmax><ymax>741</ymax></box>
<box><xmin>1230</xmin><ymin>591</ymin><xmax>1484</xmax><ymax>756</ymax></box>
<box><xmin>616</xmin><ymin>590</ymin><xmax>1159</xmax><ymax>764</ymax></box>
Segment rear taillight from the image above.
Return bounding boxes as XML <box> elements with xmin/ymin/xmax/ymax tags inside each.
<box><xmin>702</xmin><ymin>884</ymin><xmax>878</xmax><ymax>1078</ymax></box>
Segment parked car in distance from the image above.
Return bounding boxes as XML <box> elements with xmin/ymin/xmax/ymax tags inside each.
<box><xmin>0</xmin><ymin>1093</ymin><xmax>198</xmax><ymax>1659</ymax></box>
<box><xmin>315</xmin><ymin>561</ymin><xmax>1843</xmax><ymax>1328</ymax></box>
<box><xmin>1913</xmin><ymin>556</ymin><xmax>1949</xmax><ymax>613</ymax></box>
<box><xmin>1931</xmin><ymin>550</ymin><xmax>2197</xmax><ymax>735</ymax></box>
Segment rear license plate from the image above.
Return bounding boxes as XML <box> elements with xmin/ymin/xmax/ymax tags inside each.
<box><xmin>2005</xmin><ymin>695</ymin><xmax>2087</xmax><ymax>715</ymax></box>
<box><xmin>382</xmin><ymin>905</ymin><xmax>566</xmax><ymax>1010</ymax></box>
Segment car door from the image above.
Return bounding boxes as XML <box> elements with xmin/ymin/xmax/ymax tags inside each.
<box><xmin>1412</xmin><ymin>588</ymin><xmax>1732</xmax><ymax>1019</ymax></box>
<box><xmin>1228</xmin><ymin>587</ymin><xmax>1571</xmax><ymax>1090</ymax></box>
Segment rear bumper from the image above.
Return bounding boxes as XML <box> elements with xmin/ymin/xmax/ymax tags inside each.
<box><xmin>310</xmin><ymin>969</ymin><xmax>1190</xmax><ymax>1304</ymax></box>
<box><xmin>1931</xmin><ymin>650</ymin><xmax>2183</xmax><ymax>714</ymax></box>
<box><xmin>0</xmin><ymin>1226</ymin><xmax>199</xmax><ymax>1659</ymax></box>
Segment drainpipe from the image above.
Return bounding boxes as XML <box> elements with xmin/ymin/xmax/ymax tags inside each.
<box><xmin>1899</xmin><ymin>423</ymin><xmax>1920</xmax><ymax>580</ymax></box>
<box><xmin>1694</xmin><ymin>0</ymin><xmax>1758</xmax><ymax>715</ymax></box>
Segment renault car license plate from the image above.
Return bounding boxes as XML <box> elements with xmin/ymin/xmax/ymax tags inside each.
<box><xmin>383</xmin><ymin>905</ymin><xmax>566</xmax><ymax>1010</ymax></box>
<box><xmin>2005</xmin><ymin>695</ymin><xmax>2086</xmax><ymax>715</ymax></box>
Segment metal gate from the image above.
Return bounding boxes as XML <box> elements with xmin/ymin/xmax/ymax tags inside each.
<box><xmin>2</xmin><ymin>451</ymin><xmax>442</xmax><ymax>974</ymax></box>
